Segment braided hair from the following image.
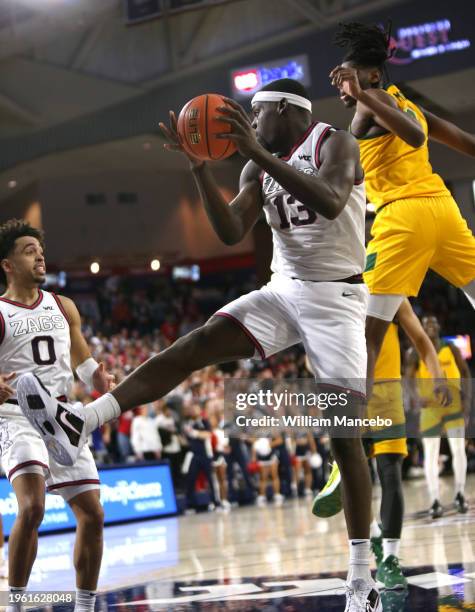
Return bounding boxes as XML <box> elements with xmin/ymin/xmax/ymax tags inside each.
<box><xmin>334</xmin><ymin>22</ymin><xmax>393</xmax><ymax>77</ymax></box>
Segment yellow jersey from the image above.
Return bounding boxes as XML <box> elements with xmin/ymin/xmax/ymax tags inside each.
<box><xmin>374</xmin><ymin>322</ymin><xmax>401</xmax><ymax>381</ymax></box>
<box><xmin>417</xmin><ymin>343</ymin><xmax>461</xmax><ymax>390</ymax></box>
<box><xmin>355</xmin><ymin>84</ymin><xmax>449</xmax><ymax>210</ymax></box>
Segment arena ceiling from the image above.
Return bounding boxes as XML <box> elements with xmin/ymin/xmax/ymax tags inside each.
<box><xmin>0</xmin><ymin>0</ymin><xmax>474</xmax><ymax>201</ymax></box>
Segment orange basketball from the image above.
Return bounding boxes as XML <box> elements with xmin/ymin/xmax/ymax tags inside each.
<box><xmin>177</xmin><ymin>94</ymin><xmax>237</xmax><ymax>161</ymax></box>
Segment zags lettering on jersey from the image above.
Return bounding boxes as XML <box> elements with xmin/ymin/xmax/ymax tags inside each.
<box><xmin>9</xmin><ymin>315</ymin><xmax>66</xmax><ymax>337</ymax></box>
<box><xmin>263</xmin><ymin>167</ymin><xmax>316</xmax><ymax>197</ymax></box>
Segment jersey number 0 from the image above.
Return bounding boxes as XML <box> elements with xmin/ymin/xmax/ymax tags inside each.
<box><xmin>32</xmin><ymin>336</ymin><xmax>56</xmax><ymax>366</ymax></box>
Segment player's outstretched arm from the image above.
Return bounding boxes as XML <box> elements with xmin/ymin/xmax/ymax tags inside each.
<box><xmin>398</xmin><ymin>298</ymin><xmax>451</xmax><ymax>407</ymax></box>
<box><xmin>329</xmin><ymin>66</ymin><xmax>425</xmax><ymax>147</ymax></box>
<box><xmin>422</xmin><ymin>109</ymin><xmax>475</xmax><ymax>157</ymax></box>
<box><xmin>448</xmin><ymin>342</ymin><xmax>472</xmax><ymax>414</ymax></box>
<box><xmin>57</xmin><ymin>295</ymin><xmax>115</xmax><ymax>393</ymax></box>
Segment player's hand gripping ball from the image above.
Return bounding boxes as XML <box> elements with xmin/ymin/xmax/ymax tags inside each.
<box><xmin>177</xmin><ymin>94</ymin><xmax>237</xmax><ymax>161</ymax></box>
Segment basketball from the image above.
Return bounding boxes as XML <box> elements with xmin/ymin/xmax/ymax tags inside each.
<box><xmin>177</xmin><ymin>94</ymin><xmax>237</xmax><ymax>161</ymax></box>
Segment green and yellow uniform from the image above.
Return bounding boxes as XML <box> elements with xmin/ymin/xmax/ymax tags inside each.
<box><xmin>360</xmin><ymin>84</ymin><xmax>475</xmax><ymax>297</ymax></box>
<box><xmin>417</xmin><ymin>342</ymin><xmax>464</xmax><ymax>436</ymax></box>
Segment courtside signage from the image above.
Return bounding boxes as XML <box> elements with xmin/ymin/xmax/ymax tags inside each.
<box><xmin>0</xmin><ymin>463</ymin><xmax>177</xmax><ymax>536</ymax></box>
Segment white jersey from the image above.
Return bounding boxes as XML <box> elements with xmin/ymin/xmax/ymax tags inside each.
<box><xmin>0</xmin><ymin>289</ymin><xmax>73</xmax><ymax>414</ymax></box>
<box><xmin>261</xmin><ymin>122</ymin><xmax>366</xmax><ymax>281</ymax></box>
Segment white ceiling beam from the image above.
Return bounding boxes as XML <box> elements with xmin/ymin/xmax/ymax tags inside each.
<box><xmin>181</xmin><ymin>5</ymin><xmax>227</xmax><ymax>65</ymax></box>
<box><xmin>0</xmin><ymin>90</ymin><xmax>40</xmax><ymax>125</ymax></box>
<box><xmin>69</xmin><ymin>13</ymin><xmax>111</xmax><ymax>70</ymax></box>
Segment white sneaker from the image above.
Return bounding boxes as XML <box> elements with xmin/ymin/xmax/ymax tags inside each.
<box><xmin>0</xmin><ymin>556</ymin><xmax>7</xmax><ymax>578</ymax></box>
<box><xmin>221</xmin><ymin>500</ymin><xmax>232</xmax><ymax>512</ymax></box>
<box><xmin>274</xmin><ymin>493</ymin><xmax>284</xmax><ymax>506</ymax></box>
<box><xmin>304</xmin><ymin>488</ymin><xmax>313</xmax><ymax>497</ymax></box>
<box><xmin>345</xmin><ymin>579</ymin><xmax>382</xmax><ymax>611</ymax></box>
<box><xmin>17</xmin><ymin>373</ymin><xmax>86</xmax><ymax>466</ymax></box>
<box><xmin>257</xmin><ymin>495</ymin><xmax>267</xmax><ymax>507</ymax></box>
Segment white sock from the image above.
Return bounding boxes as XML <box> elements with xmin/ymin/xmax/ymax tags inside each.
<box><xmin>383</xmin><ymin>538</ymin><xmax>400</xmax><ymax>560</ymax></box>
<box><xmin>6</xmin><ymin>586</ymin><xmax>25</xmax><ymax>612</ymax></box>
<box><xmin>347</xmin><ymin>539</ymin><xmax>371</xmax><ymax>582</ymax></box>
<box><xmin>447</xmin><ymin>430</ymin><xmax>467</xmax><ymax>496</ymax></box>
<box><xmin>80</xmin><ymin>393</ymin><xmax>121</xmax><ymax>434</ymax></box>
<box><xmin>370</xmin><ymin>519</ymin><xmax>381</xmax><ymax>539</ymax></box>
<box><xmin>423</xmin><ymin>437</ymin><xmax>441</xmax><ymax>502</ymax></box>
<box><xmin>74</xmin><ymin>588</ymin><xmax>97</xmax><ymax>612</ymax></box>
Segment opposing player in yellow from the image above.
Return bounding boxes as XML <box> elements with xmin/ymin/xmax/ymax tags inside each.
<box><xmin>406</xmin><ymin>315</ymin><xmax>471</xmax><ymax>519</ymax></box>
<box><xmin>330</xmin><ymin>22</ymin><xmax>475</xmax><ymax>395</ymax></box>
<box><xmin>313</xmin><ymin>299</ymin><xmax>447</xmax><ymax>590</ymax></box>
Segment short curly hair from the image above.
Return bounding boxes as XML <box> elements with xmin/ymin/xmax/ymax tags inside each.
<box><xmin>0</xmin><ymin>219</ymin><xmax>45</xmax><ymax>286</ymax></box>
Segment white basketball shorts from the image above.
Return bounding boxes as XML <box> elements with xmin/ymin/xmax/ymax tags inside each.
<box><xmin>215</xmin><ymin>273</ymin><xmax>368</xmax><ymax>395</ymax></box>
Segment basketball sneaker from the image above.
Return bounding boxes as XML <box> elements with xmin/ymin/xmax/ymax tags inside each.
<box><xmin>370</xmin><ymin>535</ymin><xmax>383</xmax><ymax>567</ymax></box>
<box><xmin>454</xmin><ymin>492</ymin><xmax>469</xmax><ymax>514</ymax></box>
<box><xmin>257</xmin><ymin>495</ymin><xmax>267</xmax><ymax>507</ymax></box>
<box><xmin>345</xmin><ymin>579</ymin><xmax>382</xmax><ymax>611</ymax></box>
<box><xmin>380</xmin><ymin>588</ymin><xmax>408</xmax><ymax>611</ymax></box>
<box><xmin>17</xmin><ymin>373</ymin><xmax>86</xmax><ymax>466</ymax></box>
<box><xmin>376</xmin><ymin>555</ymin><xmax>408</xmax><ymax>589</ymax></box>
<box><xmin>429</xmin><ymin>499</ymin><xmax>444</xmax><ymax>519</ymax></box>
<box><xmin>311</xmin><ymin>462</ymin><xmax>342</xmax><ymax>517</ymax></box>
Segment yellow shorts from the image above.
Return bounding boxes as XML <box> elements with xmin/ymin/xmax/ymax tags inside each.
<box><xmin>420</xmin><ymin>395</ymin><xmax>465</xmax><ymax>436</ymax></box>
<box><xmin>366</xmin><ymin>380</ymin><xmax>407</xmax><ymax>456</ymax></box>
<box><xmin>364</xmin><ymin>195</ymin><xmax>475</xmax><ymax>296</ymax></box>
<box><xmin>372</xmin><ymin>438</ymin><xmax>408</xmax><ymax>457</ymax></box>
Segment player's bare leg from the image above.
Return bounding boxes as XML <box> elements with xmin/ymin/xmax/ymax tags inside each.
<box><xmin>9</xmin><ymin>474</ymin><xmax>45</xmax><ymax>587</ymax></box>
<box><xmin>365</xmin><ymin>316</ymin><xmax>391</xmax><ymax>398</ymax></box>
<box><xmin>111</xmin><ymin>317</ymin><xmax>255</xmax><ymax>411</ymax></box>
<box><xmin>331</xmin><ymin>437</ymin><xmax>372</xmax><ymax>540</ymax></box>
<box><xmin>17</xmin><ymin>316</ymin><xmax>257</xmax><ymax>466</ymax></box>
<box><xmin>68</xmin><ymin>490</ymin><xmax>104</xmax><ymax>591</ymax></box>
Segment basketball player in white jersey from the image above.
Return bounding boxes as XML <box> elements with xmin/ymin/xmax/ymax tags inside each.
<box><xmin>18</xmin><ymin>79</ymin><xmax>380</xmax><ymax>611</ymax></box>
<box><xmin>0</xmin><ymin>219</ymin><xmax>113</xmax><ymax>612</ymax></box>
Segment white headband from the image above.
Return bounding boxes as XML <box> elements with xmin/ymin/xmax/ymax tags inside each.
<box><xmin>251</xmin><ymin>90</ymin><xmax>312</xmax><ymax>112</ymax></box>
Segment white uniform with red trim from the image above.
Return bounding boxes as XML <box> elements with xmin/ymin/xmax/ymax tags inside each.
<box><xmin>263</xmin><ymin>122</ymin><xmax>365</xmax><ymax>281</ymax></box>
<box><xmin>216</xmin><ymin>123</ymin><xmax>368</xmax><ymax>393</ymax></box>
<box><xmin>0</xmin><ymin>289</ymin><xmax>99</xmax><ymax>500</ymax></box>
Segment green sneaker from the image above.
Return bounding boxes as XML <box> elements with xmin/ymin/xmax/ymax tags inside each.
<box><xmin>376</xmin><ymin>555</ymin><xmax>408</xmax><ymax>590</ymax></box>
<box><xmin>311</xmin><ymin>462</ymin><xmax>342</xmax><ymax>518</ymax></box>
<box><xmin>371</xmin><ymin>534</ymin><xmax>383</xmax><ymax>567</ymax></box>
<box><xmin>380</xmin><ymin>588</ymin><xmax>408</xmax><ymax>611</ymax></box>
